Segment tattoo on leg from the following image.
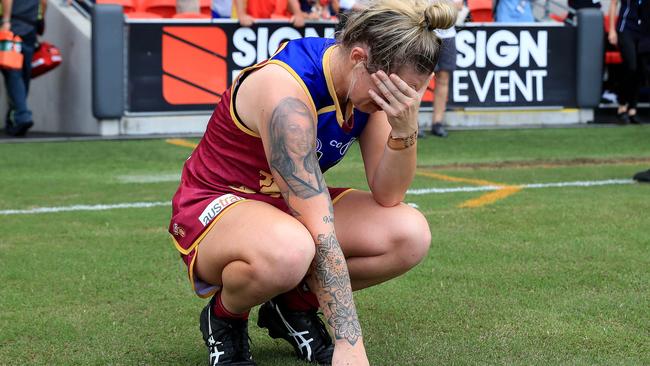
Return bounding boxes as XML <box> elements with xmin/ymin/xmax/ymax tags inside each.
<box><xmin>269</xmin><ymin>97</ymin><xmax>325</xmax><ymax>199</ymax></box>
<box><xmin>314</xmin><ymin>232</ymin><xmax>361</xmax><ymax>345</ymax></box>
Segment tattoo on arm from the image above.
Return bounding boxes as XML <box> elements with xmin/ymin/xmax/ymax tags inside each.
<box><xmin>314</xmin><ymin>232</ymin><xmax>362</xmax><ymax>345</ymax></box>
<box><xmin>269</xmin><ymin>97</ymin><xmax>325</xmax><ymax>200</ymax></box>
<box><xmin>322</xmin><ymin>202</ymin><xmax>334</xmax><ymax>224</ymax></box>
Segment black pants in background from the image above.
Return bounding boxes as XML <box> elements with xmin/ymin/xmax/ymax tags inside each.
<box><xmin>617</xmin><ymin>30</ymin><xmax>649</xmax><ymax>109</ymax></box>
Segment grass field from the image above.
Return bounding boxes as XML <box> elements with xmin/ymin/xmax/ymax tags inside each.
<box><xmin>1</xmin><ymin>126</ymin><xmax>649</xmax><ymax>365</ymax></box>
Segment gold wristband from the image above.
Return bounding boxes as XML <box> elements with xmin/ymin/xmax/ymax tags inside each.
<box><xmin>387</xmin><ymin>130</ymin><xmax>417</xmax><ymax>151</ymax></box>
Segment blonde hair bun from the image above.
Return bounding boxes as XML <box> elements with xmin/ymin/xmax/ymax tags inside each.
<box><xmin>422</xmin><ymin>2</ymin><xmax>457</xmax><ymax>31</ymax></box>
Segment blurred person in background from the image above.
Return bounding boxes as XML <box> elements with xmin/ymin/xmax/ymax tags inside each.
<box><xmin>1</xmin><ymin>0</ymin><xmax>45</xmax><ymax>137</ymax></box>
<box><xmin>211</xmin><ymin>0</ymin><xmax>234</xmax><ymax>18</ymax></box>
<box><xmin>429</xmin><ymin>0</ymin><xmax>462</xmax><ymax>138</ymax></box>
<box><xmin>608</xmin><ymin>0</ymin><xmax>649</xmax><ymax>124</ymax></box>
<box><xmin>495</xmin><ymin>0</ymin><xmax>534</xmax><ymax>22</ymax></box>
<box><xmin>234</xmin><ymin>0</ymin><xmax>306</xmax><ymax>27</ymax></box>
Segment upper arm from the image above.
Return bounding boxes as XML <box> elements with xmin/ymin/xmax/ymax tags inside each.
<box><xmin>358</xmin><ymin>111</ymin><xmax>391</xmax><ymax>189</ymax></box>
<box><xmin>237</xmin><ymin>65</ymin><xmax>326</xmax><ymax>205</ymax></box>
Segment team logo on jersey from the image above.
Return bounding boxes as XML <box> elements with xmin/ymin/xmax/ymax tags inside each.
<box><xmin>172</xmin><ymin>223</ymin><xmax>186</xmax><ymax>238</ymax></box>
<box><xmin>198</xmin><ymin>194</ymin><xmax>245</xmax><ymax>227</ymax></box>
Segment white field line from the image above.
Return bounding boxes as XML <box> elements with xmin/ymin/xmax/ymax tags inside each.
<box><xmin>406</xmin><ymin>178</ymin><xmax>635</xmax><ymax>195</ymax></box>
<box><xmin>0</xmin><ymin>179</ymin><xmax>637</xmax><ymax>216</ymax></box>
<box><xmin>0</xmin><ymin>201</ymin><xmax>169</xmax><ymax>215</ymax></box>
<box><xmin>116</xmin><ymin>174</ymin><xmax>180</xmax><ymax>183</ymax></box>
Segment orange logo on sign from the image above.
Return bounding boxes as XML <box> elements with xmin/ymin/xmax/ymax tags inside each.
<box><xmin>162</xmin><ymin>26</ymin><xmax>228</xmax><ymax>105</ymax></box>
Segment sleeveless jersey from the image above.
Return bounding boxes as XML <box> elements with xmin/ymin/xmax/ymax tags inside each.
<box><xmin>178</xmin><ymin>37</ymin><xmax>369</xmax><ymax>206</ymax></box>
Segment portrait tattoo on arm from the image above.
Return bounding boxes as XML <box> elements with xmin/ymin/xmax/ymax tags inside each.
<box><xmin>269</xmin><ymin>97</ymin><xmax>325</xmax><ymax>199</ymax></box>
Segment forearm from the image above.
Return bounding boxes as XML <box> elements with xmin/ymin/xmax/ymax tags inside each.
<box><xmin>608</xmin><ymin>0</ymin><xmax>617</xmax><ymax>32</ymax></box>
<box><xmin>264</xmin><ymin>95</ymin><xmax>364</xmax><ymax>348</ymax></box>
<box><xmin>2</xmin><ymin>0</ymin><xmax>12</xmax><ymax>22</ymax></box>
<box><xmin>368</xmin><ymin>143</ymin><xmax>417</xmax><ymax>206</ymax></box>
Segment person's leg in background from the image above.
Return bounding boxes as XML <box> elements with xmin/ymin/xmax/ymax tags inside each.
<box><xmin>3</xmin><ymin>31</ymin><xmax>37</xmax><ymax>137</ymax></box>
<box><xmin>430</xmin><ymin>36</ymin><xmax>456</xmax><ymax>138</ymax></box>
<box><xmin>616</xmin><ymin>30</ymin><xmax>641</xmax><ymax>124</ymax></box>
<box><xmin>431</xmin><ymin>70</ymin><xmax>450</xmax><ymax>137</ymax></box>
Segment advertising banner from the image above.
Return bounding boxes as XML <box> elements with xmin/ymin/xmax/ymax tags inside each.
<box><xmin>127</xmin><ymin>21</ymin><xmax>337</xmax><ymax>113</ymax></box>
<box><xmin>449</xmin><ymin>26</ymin><xmax>576</xmax><ymax>107</ymax></box>
<box><xmin>127</xmin><ymin>22</ymin><xmax>576</xmax><ymax>113</ymax></box>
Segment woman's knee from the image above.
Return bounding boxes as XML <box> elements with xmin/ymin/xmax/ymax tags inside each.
<box><xmin>251</xmin><ymin>223</ymin><xmax>315</xmax><ymax>291</ymax></box>
<box><xmin>388</xmin><ymin>206</ymin><xmax>431</xmax><ymax>268</ymax></box>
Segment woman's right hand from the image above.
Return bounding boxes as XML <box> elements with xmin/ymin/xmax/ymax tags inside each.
<box><xmin>332</xmin><ymin>339</ymin><xmax>370</xmax><ymax>366</ymax></box>
<box><xmin>608</xmin><ymin>31</ymin><xmax>618</xmax><ymax>46</ymax></box>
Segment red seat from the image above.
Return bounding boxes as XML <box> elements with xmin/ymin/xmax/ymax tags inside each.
<box><xmin>172</xmin><ymin>12</ymin><xmax>211</xmax><ymax>18</ymax></box>
<box><xmin>126</xmin><ymin>11</ymin><xmax>163</xmax><ymax>18</ymax></box>
<box><xmin>467</xmin><ymin>0</ymin><xmax>493</xmax><ymax>22</ymax></box>
<box><xmin>199</xmin><ymin>0</ymin><xmax>211</xmax><ymax>16</ymax></box>
<box><xmin>549</xmin><ymin>13</ymin><xmax>567</xmax><ymax>23</ymax></box>
<box><xmin>142</xmin><ymin>0</ymin><xmax>176</xmax><ymax>17</ymax></box>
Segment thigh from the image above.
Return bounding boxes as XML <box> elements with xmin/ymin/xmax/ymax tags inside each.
<box><xmin>333</xmin><ymin>190</ymin><xmax>430</xmax><ymax>257</ymax></box>
<box><xmin>194</xmin><ymin>199</ymin><xmax>315</xmax><ymax>287</ymax></box>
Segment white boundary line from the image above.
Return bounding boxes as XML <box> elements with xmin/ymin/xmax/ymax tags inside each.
<box><xmin>406</xmin><ymin>179</ymin><xmax>635</xmax><ymax>195</ymax></box>
<box><xmin>0</xmin><ymin>202</ymin><xmax>169</xmax><ymax>215</ymax></box>
<box><xmin>0</xmin><ymin>179</ymin><xmax>638</xmax><ymax>215</ymax></box>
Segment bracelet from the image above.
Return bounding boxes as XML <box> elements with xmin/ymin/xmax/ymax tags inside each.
<box><xmin>386</xmin><ymin>130</ymin><xmax>417</xmax><ymax>151</ymax></box>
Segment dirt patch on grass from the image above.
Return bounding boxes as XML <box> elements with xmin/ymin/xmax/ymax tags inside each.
<box><xmin>418</xmin><ymin>157</ymin><xmax>650</xmax><ymax>170</ymax></box>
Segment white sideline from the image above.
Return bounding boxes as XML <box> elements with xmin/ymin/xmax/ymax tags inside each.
<box><xmin>406</xmin><ymin>179</ymin><xmax>635</xmax><ymax>195</ymax></box>
<box><xmin>0</xmin><ymin>179</ymin><xmax>637</xmax><ymax>215</ymax></box>
<box><xmin>0</xmin><ymin>202</ymin><xmax>170</xmax><ymax>215</ymax></box>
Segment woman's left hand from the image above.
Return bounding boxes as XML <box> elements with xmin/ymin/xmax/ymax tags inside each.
<box><xmin>368</xmin><ymin>71</ymin><xmax>433</xmax><ymax>138</ymax></box>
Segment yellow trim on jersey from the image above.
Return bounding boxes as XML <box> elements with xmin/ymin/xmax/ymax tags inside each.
<box><xmin>322</xmin><ymin>46</ymin><xmax>344</xmax><ymax>125</ymax></box>
<box><xmin>229</xmin><ymin>79</ymin><xmax>260</xmax><ymax>138</ymax></box>
<box><xmin>170</xmin><ymin>199</ymin><xmax>248</xmax><ymax>255</ymax></box>
<box><xmin>317</xmin><ymin>105</ymin><xmax>336</xmax><ymax>115</ymax></box>
<box><xmin>228</xmin><ymin>42</ymin><xmax>314</xmax><ymax>137</ymax></box>
<box><xmin>265</xmin><ymin>60</ymin><xmax>318</xmax><ymax>118</ymax></box>
<box><xmin>332</xmin><ymin>188</ymin><xmax>356</xmax><ymax>205</ymax></box>
<box><xmin>322</xmin><ymin>46</ymin><xmax>355</xmax><ymax>128</ymax></box>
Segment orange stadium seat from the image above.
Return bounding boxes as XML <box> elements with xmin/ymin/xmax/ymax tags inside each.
<box><xmin>172</xmin><ymin>12</ymin><xmax>211</xmax><ymax>18</ymax></box>
<box><xmin>199</xmin><ymin>0</ymin><xmax>211</xmax><ymax>15</ymax></box>
<box><xmin>142</xmin><ymin>0</ymin><xmax>177</xmax><ymax>17</ymax></box>
<box><xmin>549</xmin><ymin>13</ymin><xmax>567</xmax><ymax>23</ymax></box>
<box><xmin>126</xmin><ymin>11</ymin><xmax>164</xmax><ymax>18</ymax></box>
<box><xmin>467</xmin><ymin>0</ymin><xmax>494</xmax><ymax>22</ymax></box>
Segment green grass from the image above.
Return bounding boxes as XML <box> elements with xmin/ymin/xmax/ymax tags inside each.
<box><xmin>1</xmin><ymin>126</ymin><xmax>649</xmax><ymax>365</ymax></box>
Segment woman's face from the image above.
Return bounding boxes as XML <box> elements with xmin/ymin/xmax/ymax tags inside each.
<box><xmin>347</xmin><ymin>58</ymin><xmax>431</xmax><ymax>114</ymax></box>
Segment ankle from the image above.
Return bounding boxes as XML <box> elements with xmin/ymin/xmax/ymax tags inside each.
<box><xmin>213</xmin><ymin>292</ymin><xmax>250</xmax><ymax>320</ymax></box>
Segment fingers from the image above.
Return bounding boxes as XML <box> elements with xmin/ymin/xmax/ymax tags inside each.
<box><xmin>372</xmin><ymin>71</ymin><xmax>414</xmax><ymax>104</ymax></box>
<box><xmin>371</xmin><ymin>73</ymin><xmax>402</xmax><ymax>105</ymax></box>
<box><xmin>388</xmin><ymin>73</ymin><xmax>419</xmax><ymax>98</ymax></box>
<box><xmin>368</xmin><ymin>89</ymin><xmax>397</xmax><ymax>115</ymax></box>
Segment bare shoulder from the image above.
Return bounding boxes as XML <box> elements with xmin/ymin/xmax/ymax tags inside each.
<box><xmin>236</xmin><ymin>64</ymin><xmax>315</xmax><ymax>135</ymax></box>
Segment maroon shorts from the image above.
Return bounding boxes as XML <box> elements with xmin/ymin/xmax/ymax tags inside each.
<box><xmin>168</xmin><ymin>185</ymin><xmax>354</xmax><ymax>298</ymax></box>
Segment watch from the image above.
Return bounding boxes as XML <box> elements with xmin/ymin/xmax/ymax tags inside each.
<box><xmin>386</xmin><ymin>130</ymin><xmax>418</xmax><ymax>151</ymax></box>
